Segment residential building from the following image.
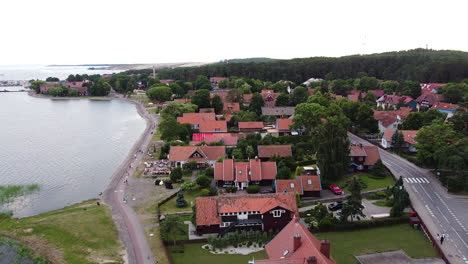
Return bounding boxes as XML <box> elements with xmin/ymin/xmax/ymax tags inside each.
<box><xmin>420</xmin><ymin>83</ymin><xmax>445</xmax><ymax>94</ymax></box>
<box><xmin>262</xmin><ymin>107</ymin><xmax>295</xmax><ymax>117</ymax></box>
<box><xmin>381</xmin><ymin>130</ymin><xmax>419</xmax><ymax>152</ymax></box>
<box><xmin>168</xmin><ymin>145</ymin><xmax>225</xmax><ymax>168</ymax></box>
<box><xmin>39</xmin><ymin>82</ymin><xmax>58</xmax><ymax>94</ymax></box>
<box><xmin>177</xmin><ymin>112</ymin><xmax>216</xmax><ymax>129</ymax></box>
<box><xmin>210</xmin><ymin>91</ymin><xmax>229</xmax><ymax>102</ymax></box>
<box><xmin>373</xmin><ymin>107</ymin><xmax>412</xmax><ymax>134</ymax></box>
<box><xmin>261</xmin><ymin>89</ymin><xmax>280</xmax><ymax>107</ymax></box>
<box><xmin>191</xmin><ymin>133</ymin><xmax>240</xmax><ymax>147</ymax></box>
<box><xmin>276</xmin><ymin>118</ymin><xmax>295</xmax><ymax>136</ymax></box>
<box><xmin>210</xmin><ymin>77</ymin><xmax>228</xmax><ymax>89</ymax></box>
<box><xmin>199</xmin><ymin>108</ymin><xmax>215</xmax><ymax>113</ymax></box>
<box><xmin>195</xmin><ymin>193</ymin><xmax>298</xmax><ymax>235</ymax></box>
<box><xmin>275</xmin><ymin>174</ymin><xmax>322</xmax><ymax>197</ymax></box>
<box><xmin>416</xmin><ymin>93</ymin><xmax>444</xmax><ymax>109</ymax></box>
<box><xmin>242</xmin><ymin>94</ymin><xmax>253</xmax><ymax>106</ymax></box>
<box><xmin>369</xmin><ymin>89</ymin><xmax>384</xmax><ymax>98</ymax></box>
<box><xmin>223</xmin><ymin>102</ymin><xmax>241</xmax><ymax>113</ymax></box>
<box><xmin>254</xmin><ymin>217</ymin><xmax>336</xmax><ymax>264</ymax></box>
<box><xmin>258</xmin><ymin>145</ymin><xmax>293</xmax><ymax>159</ymax></box>
<box><xmin>214</xmin><ymin>158</ymin><xmax>277</xmax><ymax>189</ymax></box>
<box><xmin>431</xmin><ymin>102</ymin><xmax>459</xmax><ymax>116</ymax></box>
<box><xmin>376</xmin><ymin>95</ymin><xmax>416</xmax><ymax>110</ymax></box>
<box><xmin>199</xmin><ymin>120</ymin><xmax>227</xmax><ymax>133</ymax></box>
<box><xmin>347</xmin><ymin>90</ymin><xmax>362</xmax><ymax>102</ymax></box>
<box><xmin>349</xmin><ymin>145</ymin><xmax>380</xmax><ymax>171</ymax></box>
<box><xmin>238</xmin><ymin>122</ymin><xmax>265</xmax><ymax>132</ymax></box>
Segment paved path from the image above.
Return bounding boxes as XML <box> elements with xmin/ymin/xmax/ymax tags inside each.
<box><xmin>103</xmin><ymin>100</ymin><xmax>159</xmax><ymax>264</ymax></box>
<box><xmin>349</xmin><ymin>133</ymin><xmax>468</xmax><ymax>264</ymax></box>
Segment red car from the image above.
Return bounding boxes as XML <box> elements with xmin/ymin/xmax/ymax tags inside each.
<box><xmin>329</xmin><ymin>184</ymin><xmax>343</xmax><ymax>195</ymax></box>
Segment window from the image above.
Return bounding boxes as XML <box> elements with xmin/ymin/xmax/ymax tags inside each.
<box><xmin>359</xmin><ymin>157</ymin><xmax>363</xmax><ymax>161</ymax></box>
<box><xmin>272</xmin><ymin>210</ymin><xmax>284</xmax><ymax>217</ymax></box>
<box><xmin>290</xmin><ymin>183</ymin><xmax>295</xmax><ymax>188</ymax></box>
<box><xmin>307</xmin><ymin>180</ymin><xmax>312</xmax><ymax>185</ymax></box>
<box><xmin>215</xmin><ymin>128</ymin><xmax>220</xmax><ymax>131</ymax></box>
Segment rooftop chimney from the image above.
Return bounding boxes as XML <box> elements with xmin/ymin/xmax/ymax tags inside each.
<box><xmin>320</xmin><ymin>240</ymin><xmax>331</xmax><ymax>258</ymax></box>
<box><xmin>293</xmin><ymin>234</ymin><xmax>301</xmax><ymax>252</ymax></box>
<box><xmin>307</xmin><ymin>256</ymin><xmax>318</xmax><ymax>264</ymax></box>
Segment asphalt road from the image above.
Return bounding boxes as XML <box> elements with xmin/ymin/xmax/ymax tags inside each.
<box><xmin>349</xmin><ymin>133</ymin><xmax>468</xmax><ymax>264</ymax></box>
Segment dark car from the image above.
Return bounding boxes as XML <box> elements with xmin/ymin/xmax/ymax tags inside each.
<box><xmin>259</xmin><ymin>189</ymin><xmax>274</xmax><ymax>194</ymax></box>
<box><xmin>328</xmin><ymin>201</ymin><xmax>344</xmax><ymax>211</ymax></box>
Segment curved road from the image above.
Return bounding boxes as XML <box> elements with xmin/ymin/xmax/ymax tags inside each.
<box><xmin>349</xmin><ymin>133</ymin><xmax>468</xmax><ymax>264</ymax></box>
<box><xmin>103</xmin><ymin>99</ymin><xmax>159</xmax><ymax>264</ymax></box>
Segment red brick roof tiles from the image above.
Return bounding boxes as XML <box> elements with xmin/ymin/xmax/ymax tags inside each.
<box><xmin>169</xmin><ymin>146</ymin><xmax>225</xmax><ymax>162</ymax></box>
<box><xmin>258</xmin><ymin>145</ymin><xmax>293</xmax><ymax>158</ymax></box>
<box><xmin>432</xmin><ymin>102</ymin><xmax>459</xmax><ymax>111</ymax></box>
<box><xmin>177</xmin><ymin>112</ymin><xmax>215</xmax><ymax>125</ymax></box>
<box><xmin>214</xmin><ymin>159</ymin><xmax>276</xmax><ymax>182</ymax></box>
<box><xmin>199</xmin><ymin>120</ymin><xmax>227</xmax><ymax>132</ymax></box>
<box><xmin>277</xmin><ymin>118</ymin><xmax>294</xmax><ymax>131</ymax></box>
<box><xmin>238</xmin><ymin>121</ymin><xmax>264</xmax><ymax>130</ymax></box>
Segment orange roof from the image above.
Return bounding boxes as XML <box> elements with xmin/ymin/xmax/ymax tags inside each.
<box><xmin>177</xmin><ymin>112</ymin><xmax>215</xmax><ymax>125</ymax></box>
<box><xmin>363</xmin><ymin>146</ymin><xmax>380</xmax><ymax>166</ymax></box>
<box><xmin>191</xmin><ymin>133</ymin><xmax>239</xmax><ymax>146</ymax></box>
<box><xmin>238</xmin><ymin>121</ymin><xmax>264</xmax><ymax>130</ymax></box>
<box><xmin>214</xmin><ymin>159</ymin><xmax>277</xmax><ymax>182</ymax></box>
<box><xmin>349</xmin><ymin>145</ymin><xmax>367</xmax><ymax>157</ymax></box>
<box><xmin>384</xmin><ymin>129</ymin><xmax>396</xmax><ymax>141</ymax></box>
<box><xmin>169</xmin><ymin>146</ymin><xmax>225</xmax><ymax>162</ymax></box>
<box><xmin>299</xmin><ymin>175</ymin><xmax>321</xmax><ymax>192</ymax></box>
<box><xmin>276</xmin><ymin>175</ymin><xmax>321</xmax><ymax>195</ymax></box>
<box><xmin>199</xmin><ymin>120</ymin><xmax>227</xmax><ymax>132</ymax></box>
<box><xmin>276</xmin><ymin>179</ymin><xmax>303</xmax><ymax>195</ymax></box>
<box><xmin>196</xmin><ymin>193</ymin><xmax>298</xmax><ymax>226</ymax></box>
<box><xmin>210</xmin><ymin>91</ymin><xmax>229</xmax><ymax>102</ymax></box>
<box><xmin>401</xmin><ymin>130</ymin><xmax>419</xmax><ymax>145</ymax></box>
<box><xmin>223</xmin><ymin>102</ymin><xmax>240</xmax><ymax>113</ymax></box>
<box><xmin>277</xmin><ymin>118</ymin><xmax>293</xmax><ymax>131</ymax></box>
<box><xmin>258</xmin><ymin>145</ymin><xmax>293</xmax><ymax>158</ymax></box>
<box><xmin>432</xmin><ymin>102</ymin><xmax>459</xmax><ymax>111</ymax></box>
<box><xmin>261</xmin><ymin>218</ymin><xmax>336</xmax><ymax>264</ymax></box>
<box><xmin>373</xmin><ymin>108</ymin><xmax>412</xmax><ymax>127</ymax></box>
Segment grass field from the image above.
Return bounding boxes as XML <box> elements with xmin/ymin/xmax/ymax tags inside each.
<box><xmin>336</xmin><ymin>173</ymin><xmax>395</xmax><ymax>192</ymax></box>
<box><xmin>159</xmin><ymin>189</ymin><xmax>202</xmax><ymax>214</ymax></box>
<box><xmin>170</xmin><ymin>243</ymin><xmax>268</xmax><ymax>264</ymax></box>
<box><xmin>0</xmin><ymin>200</ymin><xmax>123</xmax><ymax>264</ymax></box>
<box><xmin>315</xmin><ymin>224</ymin><xmax>439</xmax><ymax>264</ymax></box>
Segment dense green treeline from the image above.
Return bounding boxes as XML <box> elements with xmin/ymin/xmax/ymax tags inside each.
<box><xmin>157</xmin><ymin>49</ymin><xmax>468</xmax><ymax>83</ymax></box>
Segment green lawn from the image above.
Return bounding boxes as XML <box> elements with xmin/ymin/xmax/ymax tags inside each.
<box><xmin>315</xmin><ymin>224</ymin><xmax>439</xmax><ymax>264</ymax></box>
<box><xmin>159</xmin><ymin>189</ymin><xmax>202</xmax><ymax>214</ymax></box>
<box><xmin>170</xmin><ymin>243</ymin><xmax>268</xmax><ymax>264</ymax></box>
<box><xmin>336</xmin><ymin>173</ymin><xmax>394</xmax><ymax>192</ymax></box>
<box><xmin>0</xmin><ymin>200</ymin><xmax>123</xmax><ymax>264</ymax></box>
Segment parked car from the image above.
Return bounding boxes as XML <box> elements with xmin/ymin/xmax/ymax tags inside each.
<box><xmin>328</xmin><ymin>201</ymin><xmax>344</xmax><ymax>211</ymax></box>
<box><xmin>259</xmin><ymin>189</ymin><xmax>274</xmax><ymax>194</ymax></box>
<box><xmin>329</xmin><ymin>184</ymin><xmax>343</xmax><ymax>195</ymax></box>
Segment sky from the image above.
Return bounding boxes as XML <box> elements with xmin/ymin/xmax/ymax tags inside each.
<box><xmin>0</xmin><ymin>0</ymin><xmax>467</xmax><ymax>65</ymax></box>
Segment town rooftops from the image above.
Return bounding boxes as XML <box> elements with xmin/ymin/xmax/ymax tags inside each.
<box><xmin>258</xmin><ymin>145</ymin><xmax>293</xmax><ymax>158</ymax></box>
<box><xmin>416</xmin><ymin>93</ymin><xmax>444</xmax><ymax>106</ymax></box>
<box><xmin>195</xmin><ymin>193</ymin><xmax>298</xmax><ymax>226</ymax></box>
<box><xmin>257</xmin><ymin>218</ymin><xmax>336</xmax><ymax>264</ymax></box>
<box><xmin>275</xmin><ymin>175</ymin><xmax>321</xmax><ymax>195</ymax></box>
<box><xmin>191</xmin><ymin>133</ymin><xmax>239</xmax><ymax>146</ymax></box>
<box><xmin>39</xmin><ymin>82</ymin><xmax>58</xmax><ymax>93</ymax></box>
<box><xmin>373</xmin><ymin>107</ymin><xmax>412</xmax><ymax>127</ymax></box>
<box><xmin>420</xmin><ymin>83</ymin><xmax>445</xmax><ymax>94</ymax></box>
<box><xmin>349</xmin><ymin>145</ymin><xmax>380</xmax><ymax>166</ymax></box>
<box><xmin>214</xmin><ymin>159</ymin><xmax>277</xmax><ymax>182</ymax></box>
<box><xmin>199</xmin><ymin>120</ymin><xmax>227</xmax><ymax>132</ymax></box>
<box><xmin>262</xmin><ymin>107</ymin><xmax>295</xmax><ymax>116</ymax></box>
<box><xmin>432</xmin><ymin>102</ymin><xmax>459</xmax><ymax>112</ymax></box>
<box><xmin>168</xmin><ymin>146</ymin><xmax>225</xmax><ymax>162</ymax></box>
<box><xmin>177</xmin><ymin>112</ymin><xmax>216</xmax><ymax>125</ymax></box>
<box><xmin>210</xmin><ymin>77</ymin><xmax>228</xmax><ymax>83</ymax></box>
<box><xmin>238</xmin><ymin>121</ymin><xmax>265</xmax><ymax>130</ymax></box>
<box><xmin>377</xmin><ymin>94</ymin><xmax>414</xmax><ymax>105</ymax></box>
<box><xmin>384</xmin><ymin>130</ymin><xmax>418</xmax><ymax>145</ymax></box>
<box><xmin>160</xmin><ymin>79</ymin><xmax>176</xmax><ymax>84</ymax></box>
<box><xmin>276</xmin><ymin>118</ymin><xmax>294</xmax><ymax>131</ymax></box>
<box><xmin>223</xmin><ymin>102</ymin><xmax>240</xmax><ymax>112</ymax></box>
<box><xmin>199</xmin><ymin>108</ymin><xmax>215</xmax><ymax>113</ymax></box>
<box><xmin>369</xmin><ymin>89</ymin><xmax>384</xmax><ymax>98</ymax></box>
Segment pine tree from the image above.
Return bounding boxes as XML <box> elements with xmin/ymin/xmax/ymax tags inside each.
<box><xmin>175</xmin><ymin>191</ymin><xmax>188</xmax><ymax>208</ymax></box>
<box><xmin>341</xmin><ymin>177</ymin><xmax>365</xmax><ymax>222</ymax></box>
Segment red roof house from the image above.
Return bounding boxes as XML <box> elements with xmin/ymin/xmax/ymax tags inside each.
<box><xmin>431</xmin><ymin>102</ymin><xmax>459</xmax><ymax>115</ymax></box>
<box><xmin>195</xmin><ymin>193</ymin><xmax>298</xmax><ymax>235</ymax></box>
<box><xmin>177</xmin><ymin>112</ymin><xmax>216</xmax><ymax>129</ymax></box>
<box><xmin>160</xmin><ymin>79</ymin><xmax>176</xmax><ymax>84</ymax></box>
<box><xmin>191</xmin><ymin>133</ymin><xmax>239</xmax><ymax>146</ymax></box>
<box><xmin>39</xmin><ymin>82</ymin><xmax>58</xmax><ymax>94</ymax></box>
<box><xmin>349</xmin><ymin>145</ymin><xmax>380</xmax><ymax>171</ymax></box>
<box><xmin>381</xmin><ymin>130</ymin><xmax>419</xmax><ymax>152</ymax></box>
<box><xmin>173</xmin><ymin>98</ymin><xmax>192</xmax><ymax>104</ymax></box>
<box><xmin>238</xmin><ymin>121</ymin><xmax>265</xmax><ymax>132</ymax></box>
<box><xmin>258</xmin><ymin>145</ymin><xmax>293</xmax><ymax>159</ymax></box>
<box><xmin>223</xmin><ymin>102</ymin><xmax>240</xmax><ymax>113</ymax></box>
<box><xmin>210</xmin><ymin>77</ymin><xmax>228</xmax><ymax>88</ymax></box>
<box><xmin>275</xmin><ymin>175</ymin><xmax>322</xmax><ymax>197</ymax></box>
<box><xmin>256</xmin><ymin>218</ymin><xmax>336</xmax><ymax>264</ymax></box>
<box><xmin>262</xmin><ymin>89</ymin><xmax>280</xmax><ymax>107</ymax></box>
<box><xmin>214</xmin><ymin>159</ymin><xmax>277</xmax><ymax>189</ymax></box>
<box><xmin>199</xmin><ymin>120</ymin><xmax>227</xmax><ymax>133</ymax></box>
<box><xmin>168</xmin><ymin>146</ymin><xmax>225</xmax><ymax>168</ymax></box>
<box><xmin>373</xmin><ymin>107</ymin><xmax>412</xmax><ymax>133</ymax></box>
<box><xmin>276</xmin><ymin>118</ymin><xmax>294</xmax><ymax>135</ymax></box>
<box><xmin>416</xmin><ymin>93</ymin><xmax>444</xmax><ymax>109</ymax></box>
<box><xmin>420</xmin><ymin>83</ymin><xmax>445</xmax><ymax>94</ymax></box>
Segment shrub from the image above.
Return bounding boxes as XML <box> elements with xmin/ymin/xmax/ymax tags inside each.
<box><xmin>181</xmin><ymin>181</ymin><xmax>196</xmax><ymax>191</ymax></box>
<box><xmin>170</xmin><ymin>167</ymin><xmax>183</xmax><ymax>183</ymax></box>
<box><xmin>196</xmin><ymin>175</ymin><xmax>212</xmax><ymax>188</ymax></box>
<box><xmin>205</xmin><ymin>167</ymin><xmax>214</xmax><ymax>178</ymax></box>
<box><xmin>208</xmin><ymin>186</ymin><xmax>218</xmax><ymax>196</ymax></box>
<box><xmin>183</xmin><ymin>161</ymin><xmax>198</xmax><ymax>170</ymax></box>
<box><xmin>200</xmin><ymin>189</ymin><xmax>210</xmax><ymax>197</ymax></box>
<box><xmin>246</xmin><ymin>185</ymin><xmax>260</xmax><ymax>194</ymax></box>
<box><xmin>175</xmin><ymin>192</ymin><xmax>188</xmax><ymax>208</ymax></box>
<box><xmin>226</xmin><ymin>186</ymin><xmax>237</xmax><ymax>193</ymax></box>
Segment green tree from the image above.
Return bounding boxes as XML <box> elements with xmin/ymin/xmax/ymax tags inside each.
<box><xmin>415</xmin><ymin>123</ymin><xmax>459</xmax><ymax>166</ymax></box>
<box><xmin>362</xmin><ymin>91</ymin><xmax>376</xmax><ymax>107</ymax></box>
<box><xmin>192</xmin><ymin>89</ymin><xmax>211</xmax><ymax>108</ymax></box>
<box><xmin>341</xmin><ymin>177</ymin><xmax>365</xmax><ymax>222</ymax></box>
<box><xmin>355</xmin><ymin>76</ymin><xmax>378</xmax><ymax>91</ymax></box>
<box><xmin>146</xmin><ymin>85</ymin><xmax>172</xmax><ymax>102</ymax></box>
<box><xmin>331</xmin><ymin>79</ymin><xmax>352</xmax><ymax>96</ymax></box>
<box><xmin>67</xmin><ymin>74</ymin><xmax>76</xmax><ymax>82</ymax></box>
<box><xmin>46</xmin><ymin>77</ymin><xmax>60</xmax><ymax>82</ymax></box>
<box><xmin>89</xmin><ymin>78</ymin><xmax>111</xmax><ymax>96</ymax></box>
<box><xmin>290</xmin><ymin>86</ymin><xmax>309</xmax><ymax>105</ymax></box>
<box><xmin>276</xmin><ymin>167</ymin><xmax>292</xmax><ymax>179</ymax></box>
<box><xmin>292</xmin><ymin>103</ymin><xmax>326</xmax><ymax>135</ymax></box>
<box><xmin>196</xmin><ymin>175</ymin><xmax>211</xmax><ymax>188</ymax></box>
<box><xmin>392</xmin><ymin>131</ymin><xmax>405</xmax><ymax>153</ymax></box>
<box><xmin>227</xmin><ymin>89</ymin><xmax>243</xmax><ymax>103</ymax></box>
<box><xmin>275</xmin><ymin>93</ymin><xmax>290</xmax><ymax>106</ymax></box>
<box><xmin>205</xmin><ymin>167</ymin><xmax>214</xmax><ymax>178</ymax></box>
<box><xmin>211</xmin><ymin>95</ymin><xmax>224</xmax><ymax>114</ymax></box>
<box><xmin>170</xmin><ymin>167</ymin><xmax>183</xmax><ymax>183</ymax></box>
<box><xmin>160</xmin><ymin>215</ymin><xmax>186</xmax><ymax>246</ymax></box>
<box><xmin>29</xmin><ymin>80</ymin><xmax>46</xmax><ymax>93</ymax></box>
<box><xmin>249</xmin><ymin>93</ymin><xmax>264</xmax><ymax>115</ymax></box>
<box><xmin>372</xmin><ymin>159</ymin><xmax>387</xmax><ymax>178</ymax></box>
<box><xmin>390</xmin><ymin>177</ymin><xmax>410</xmax><ymax>217</ymax></box>
<box><xmin>218</xmin><ymin>79</ymin><xmax>228</xmax><ymax>89</ymax></box>
<box><xmin>175</xmin><ymin>191</ymin><xmax>188</xmax><ymax>208</ymax></box>
<box><xmin>193</xmin><ymin>75</ymin><xmax>211</xmax><ymax>90</ymax></box>
<box><xmin>380</xmin><ymin>81</ymin><xmax>398</xmax><ymax>94</ymax></box>
<box><xmin>161</xmin><ymin>102</ymin><xmax>197</xmax><ymax>119</ymax></box>
<box><xmin>159</xmin><ymin>116</ymin><xmax>191</xmax><ymax>141</ymax></box>
<box><xmin>400</xmin><ymin>112</ymin><xmax>426</xmax><ymax>130</ymax></box>
<box><xmin>245</xmin><ymin>146</ymin><xmax>255</xmax><ymax>159</ymax></box>
<box><xmin>441</xmin><ymin>82</ymin><xmax>468</xmax><ymax>104</ymax></box>
<box><xmin>401</xmin><ymin>80</ymin><xmax>421</xmax><ymax>98</ymax></box>
<box><xmin>169</xmin><ymin>83</ymin><xmax>185</xmax><ymax>98</ymax></box>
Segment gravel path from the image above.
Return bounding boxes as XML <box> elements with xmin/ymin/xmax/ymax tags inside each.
<box><xmin>102</xmin><ymin>99</ymin><xmax>159</xmax><ymax>264</ymax></box>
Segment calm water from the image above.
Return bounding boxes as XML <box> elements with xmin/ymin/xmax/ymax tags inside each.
<box><xmin>0</xmin><ymin>92</ymin><xmax>146</xmax><ymax>217</ymax></box>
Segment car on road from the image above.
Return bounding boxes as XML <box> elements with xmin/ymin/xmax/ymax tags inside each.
<box><xmin>329</xmin><ymin>184</ymin><xmax>343</xmax><ymax>195</ymax></box>
<box><xmin>328</xmin><ymin>201</ymin><xmax>344</xmax><ymax>211</ymax></box>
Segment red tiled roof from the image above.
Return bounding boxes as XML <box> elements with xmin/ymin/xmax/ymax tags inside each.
<box><xmin>177</xmin><ymin>113</ymin><xmax>216</xmax><ymax>125</ymax></box>
<box><xmin>39</xmin><ymin>82</ymin><xmax>58</xmax><ymax>93</ymax></box>
<box><xmin>196</xmin><ymin>193</ymin><xmax>298</xmax><ymax>226</ymax></box>
<box><xmin>238</xmin><ymin>121</ymin><xmax>264</xmax><ymax>130</ymax></box>
<box><xmin>191</xmin><ymin>133</ymin><xmax>239</xmax><ymax>146</ymax></box>
<box><xmin>261</xmin><ymin>218</ymin><xmax>336</xmax><ymax>264</ymax></box>
<box><xmin>420</xmin><ymin>83</ymin><xmax>445</xmax><ymax>94</ymax></box>
<box><xmin>169</xmin><ymin>146</ymin><xmax>225</xmax><ymax>162</ymax></box>
<box><xmin>214</xmin><ymin>159</ymin><xmax>277</xmax><ymax>182</ymax></box>
<box><xmin>373</xmin><ymin>111</ymin><xmax>399</xmax><ymax>127</ymax></box>
<box><xmin>261</xmin><ymin>90</ymin><xmax>280</xmax><ymax>106</ymax></box>
<box><xmin>401</xmin><ymin>130</ymin><xmax>418</xmax><ymax>145</ymax></box>
<box><xmin>277</xmin><ymin>118</ymin><xmax>293</xmax><ymax>131</ymax></box>
<box><xmin>243</xmin><ymin>94</ymin><xmax>253</xmax><ymax>104</ymax></box>
<box><xmin>349</xmin><ymin>146</ymin><xmax>367</xmax><ymax>157</ymax></box>
<box><xmin>235</xmin><ymin>162</ymin><xmax>249</xmax><ymax>182</ymax></box>
<box><xmin>210</xmin><ymin>91</ymin><xmax>228</xmax><ymax>102</ymax></box>
<box><xmin>370</xmin><ymin>89</ymin><xmax>384</xmax><ymax>98</ymax></box>
<box><xmin>160</xmin><ymin>79</ymin><xmax>175</xmax><ymax>84</ymax></box>
<box><xmin>276</xmin><ymin>179</ymin><xmax>303</xmax><ymax>195</ymax></box>
<box><xmin>299</xmin><ymin>175</ymin><xmax>321</xmax><ymax>192</ymax></box>
<box><xmin>223</xmin><ymin>102</ymin><xmax>240</xmax><ymax>113</ymax></box>
<box><xmin>210</xmin><ymin>77</ymin><xmax>228</xmax><ymax>82</ymax></box>
<box><xmin>199</xmin><ymin>108</ymin><xmax>215</xmax><ymax>113</ymax></box>
<box><xmin>258</xmin><ymin>145</ymin><xmax>293</xmax><ymax>158</ymax></box>
<box><xmin>416</xmin><ymin>93</ymin><xmax>444</xmax><ymax>106</ymax></box>
<box><xmin>432</xmin><ymin>102</ymin><xmax>459</xmax><ymax>111</ymax></box>
<box><xmin>363</xmin><ymin>146</ymin><xmax>380</xmax><ymax>166</ymax></box>
<box><xmin>347</xmin><ymin>94</ymin><xmax>359</xmax><ymax>102</ymax></box>
<box><xmin>384</xmin><ymin>129</ymin><xmax>396</xmax><ymax>142</ymax></box>
<box><xmin>66</xmin><ymin>81</ymin><xmax>86</xmax><ymax>89</ymax></box>
<box><xmin>199</xmin><ymin>120</ymin><xmax>227</xmax><ymax>132</ymax></box>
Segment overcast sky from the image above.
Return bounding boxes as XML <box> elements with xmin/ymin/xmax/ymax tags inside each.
<box><xmin>0</xmin><ymin>0</ymin><xmax>467</xmax><ymax>65</ymax></box>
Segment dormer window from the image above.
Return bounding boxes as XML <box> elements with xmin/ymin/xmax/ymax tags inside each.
<box><xmin>308</xmin><ymin>180</ymin><xmax>312</xmax><ymax>185</ymax></box>
<box><xmin>290</xmin><ymin>183</ymin><xmax>295</xmax><ymax>188</ymax></box>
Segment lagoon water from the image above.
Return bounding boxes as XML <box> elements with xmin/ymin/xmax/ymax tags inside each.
<box><xmin>0</xmin><ymin>91</ymin><xmax>146</xmax><ymax>217</ymax></box>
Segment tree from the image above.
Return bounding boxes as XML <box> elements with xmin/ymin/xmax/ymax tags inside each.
<box><xmin>218</xmin><ymin>79</ymin><xmax>228</xmax><ymax>89</ymax></box>
<box><xmin>415</xmin><ymin>123</ymin><xmax>459</xmax><ymax>166</ymax></box>
<box><xmin>392</xmin><ymin>131</ymin><xmax>405</xmax><ymax>153</ymax></box>
<box><xmin>175</xmin><ymin>191</ymin><xmax>188</xmax><ymax>208</ymax></box>
<box><xmin>331</xmin><ymin>79</ymin><xmax>352</xmax><ymax>96</ymax></box>
<box><xmin>159</xmin><ymin>116</ymin><xmax>192</xmax><ymax>141</ymax></box>
<box><xmin>170</xmin><ymin>167</ymin><xmax>183</xmax><ymax>183</ymax></box>
<box><xmin>276</xmin><ymin>167</ymin><xmax>292</xmax><ymax>179</ymax></box>
<box><xmin>292</xmin><ymin>103</ymin><xmax>326</xmax><ymax>135</ymax></box>
<box><xmin>169</xmin><ymin>83</ymin><xmax>185</xmax><ymax>98</ymax></box>
<box><xmin>362</xmin><ymin>91</ymin><xmax>376</xmax><ymax>107</ymax></box>
<box><xmin>29</xmin><ymin>80</ymin><xmax>46</xmax><ymax>93</ymax></box>
<box><xmin>401</xmin><ymin>80</ymin><xmax>421</xmax><ymax>99</ymax></box>
<box><xmin>441</xmin><ymin>82</ymin><xmax>468</xmax><ymax>104</ymax></box>
<box><xmin>89</xmin><ymin>78</ymin><xmax>111</xmax><ymax>96</ymax></box>
<box><xmin>275</xmin><ymin>93</ymin><xmax>290</xmax><ymax>106</ymax></box>
<box><xmin>372</xmin><ymin>159</ymin><xmax>387</xmax><ymax>178</ymax></box>
<box><xmin>193</xmin><ymin>75</ymin><xmax>211</xmax><ymax>90</ymax></box>
<box><xmin>67</xmin><ymin>74</ymin><xmax>76</xmax><ymax>82</ymax></box>
<box><xmin>390</xmin><ymin>177</ymin><xmax>410</xmax><ymax>217</ymax></box>
<box><xmin>226</xmin><ymin>89</ymin><xmax>243</xmax><ymax>103</ymax></box>
<box><xmin>146</xmin><ymin>85</ymin><xmax>172</xmax><ymax>102</ymax></box>
<box><xmin>46</xmin><ymin>77</ymin><xmax>59</xmax><ymax>82</ymax></box>
<box><xmin>341</xmin><ymin>177</ymin><xmax>365</xmax><ymax>222</ymax></box>
<box><xmin>290</xmin><ymin>86</ymin><xmax>309</xmax><ymax>105</ymax></box>
<box><xmin>380</xmin><ymin>81</ymin><xmax>398</xmax><ymax>94</ymax></box>
<box><xmin>160</xmin><ymin>215</ymin><xmax>186</xmax><ymax>246</ymax></box>
<box><xmin>249</xmin><ymin>93</ymin><xmax>264</xmax><ymax>115</ymax></box>
<box><xmin>161</xmin><ymin>102</ymin><xmax>197</xmax><ymax>119</ymax></box>
<box><xmin>48</xmin><ymin>86</ymin><xmax>67</xmax><ymax>97</ymax></box>
<box><xmin>192</xmin><ymin>89</ymin><xmax>211</xmax><ymax>108</ymax></box>
<box><xmin>205</xmin><ymin>167</ymin><xmax>214</xmax><ymax>178</ymax></box>
<box><xmin>355</xmin><ymin>76</ymin><xmax>378</xmax><ymax>91</ymax></box>
<box><xmin>211</xmin><ymin>95</ymin><xmax>224</xmax><ymax>114</ymax></box>
<box><xmin>245</xmin><ymin>146</ymin><xmax>255</xmax><ymax>159</ymax></box>
<box><xmin>400</xmin><ymin>112</ymin><xmax>425</xmax><ymax>130</ymax></box>
<box><xmin>196</xmin><ymin>175</ymin><xmax>211</xmax><ymax>188</ymax></box>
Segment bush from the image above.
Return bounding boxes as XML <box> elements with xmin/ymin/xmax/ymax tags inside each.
<box><xmin>181</xmin><ymin>181</ymin><xmax>196</xmax><ymax>191</ymax></box>
<box><xmin>175</xmin><ymin>192</ymin><xmax>188</xmax><ymax>208</ymax></box>
<box><xmin>196</xmin><ymin>175</ymin><xmax>212</xmax><ymax>188</ymax></box>
<box><xmin>205</xmin><ymin>167</ymin><xmax>214</xmax><ymax>178</ymax></box>
<box><xmin>170</xmin><ymin>167</ymin><xmax>183</xmax><ymax>183</ymax></box>
<box><xmin>183</xmin><ymin>161</ymin><xmax>198</xmax><ymax>170</ymax></box>
<box><xmin>310</xmin><ymin>215</ymin><xmax>410</xmax><ymax>232</ymax></box>
<box><xmin>226</xmin><ymin>186</ymin><xmax>237</xmax><ymax>193</ymax></box>
<box><xmin>200</xmin><ymin>189</ymin><xmax>210</xmax><ymax>197</ymax></box>
<box><xmin>208</xmin><ymin>186</ymin><xmax>218</xmax><ymax>196</ymax></box>
<box><xmin>246</xmin><ymin>185</ymin><xmax>260</xmax><ymax>194</ymax></box>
